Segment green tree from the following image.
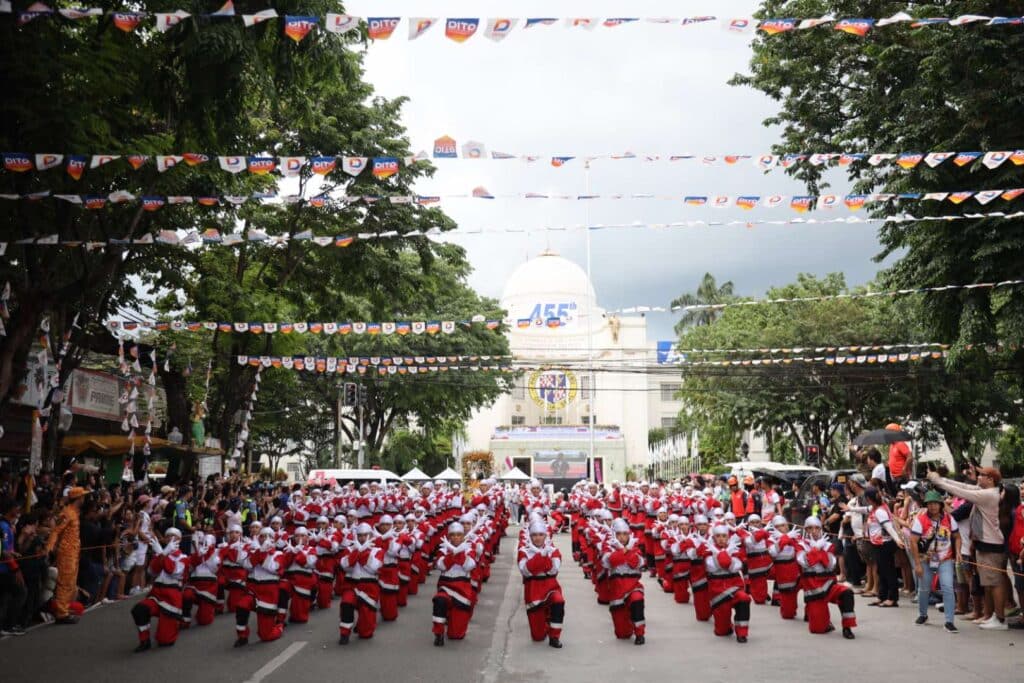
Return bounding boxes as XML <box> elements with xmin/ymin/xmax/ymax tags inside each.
<box><xmin>671</xmin><ymin>273</ymin><xmax>736</xmax><ymax>332</ymax></box>
<box><xmin>731</xmin><ymin>1</ymin><xmax>1024</xmax><ymax>350</ymax></box>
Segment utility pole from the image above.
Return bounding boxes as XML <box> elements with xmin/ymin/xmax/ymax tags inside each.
<box><xmin>335</xmin><ymin>384</ymin><xmax>343</xmax><ymax>468</ymax></box>
<box><xmin>357</xmin><ymin>383</ymin><xmax>367</xmax><ymax>469</ymax></box>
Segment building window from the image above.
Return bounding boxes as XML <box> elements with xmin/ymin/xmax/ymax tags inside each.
<box><xmin>511</xmin><ymin>415</ymin><xmax>525</xmax><ymax>426</ymax></box>
<box><xmin>512</xmin><ymin>381</ymin><xmax>525</xmax><ymax>400</ymax></box>
<box><xmin>286</xmin><ymin>463</ymin><xmax>302</xmax><ymax>476</ymax></box>
<box><xmin>660</xmin><ymin>383</ymin><xmax>681</xmax><ymax>402</ymax></box>
<box><xmin>580</xmin><ymin>374</ymin><xmax>592</xmax><ymax>400</ymax></box>
<box><xmin>582</xmin><ymin>415</ymin><xmax>596</xmax><ymax>425</ymax></box>
<box><xmin>661</xmin><ymin>417</ymin><xmax>678</xmax><ymax>430</ymax></box>
<box><xmin>542</xmin><ymin>416</ymin><xmax>563</xmax><ymax>425</ymax></box>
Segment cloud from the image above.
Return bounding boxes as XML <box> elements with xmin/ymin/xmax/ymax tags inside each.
<box><xmin>358</xmin><ymin>1</ymin><xmax>886</xmax><ymax>340</ymax></box>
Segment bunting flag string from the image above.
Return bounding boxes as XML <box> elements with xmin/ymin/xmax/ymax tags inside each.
<box><xmin>652</xmin><ymin>341</ymin><xmax>957</xmax><ymax>355</ymax></box>
<box><xmin>108</xmin><ymin>317</ymin><xmax>504</xmax><ymax>335</ymax></box>
<box><xmin>4</xmin><ymin>7</ymin><xmax>1022</xmax><ymax>43</ymax></box>
<box><xmin>664</xmin><ymin>350</ymin><xmax>950</xmax><ymax>368</ymax></box>
<box><xmin>6</xmin><ymin>210</ymin><xmax>1024</xmax><ymax>253</ymax></box>
<box><xmin>608</xmin><ymin>279</ymin><xmax>1024</xmax><ymax>314</ymax></box>
<box><xmin>230</xmin><ymin>366</ymin><xmax>260</xmax><ymax>465</ymax></box>
<box><xmin>239</xmin><ymin>354</ymin><xmax>514</xmax><ymax>375</ymax></box>
<box><xmin>5</xmin><ymin>185</ymin><xmax>1023</xmax><ymax>211</ymax></box>
<box><xmin>4</xmin><ymin>148</ymin><xmax>1023</xmax><ymax>177</ymax></box>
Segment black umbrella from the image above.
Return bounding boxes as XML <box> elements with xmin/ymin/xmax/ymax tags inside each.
<box><xmin>854</xmin><ymin>428</ymin><xmax>914</xmax><ymax>447</ymax></box>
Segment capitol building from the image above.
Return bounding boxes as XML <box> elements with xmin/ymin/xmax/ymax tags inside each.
<box><xmin>465</xmin><ymin>250</ymin><xmax>684</xmax><ymax>487</ymax></box>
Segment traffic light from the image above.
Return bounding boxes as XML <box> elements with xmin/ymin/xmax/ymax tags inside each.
<box><xmin>357</xmin><ymin>384</ymin><xmax>368</xmax><ymax>406</ymax></box>
<box><xmin>343</xmin><ymin>382</ymin><xmax>357</xmax><ymax>407</ymax></box>
<box><xmin>805</xmin><ymin>444</ymin><xmax>821</xmax><ymax>466</ymax></box>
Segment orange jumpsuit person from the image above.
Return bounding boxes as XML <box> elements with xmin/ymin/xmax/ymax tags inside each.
<box><xmin>46</xmin><ymin>487</ymin><xmax>86</xmax><ymax>624</ymax></box>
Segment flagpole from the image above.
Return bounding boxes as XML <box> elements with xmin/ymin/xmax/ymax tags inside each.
<box><xmin>585</xmin><ymin>160</ymin><xmax>595</xmax><ymax>480</ymax></box>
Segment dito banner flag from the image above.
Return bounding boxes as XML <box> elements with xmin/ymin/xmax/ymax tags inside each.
<box><xmin>284</xmin><ymin>16</ymin><xmax>317</xmax><ymax>42</ymax></box>
<box><xmin>433</xmin><ymin>135</ymin><xmax>458</xmax><ymax>158</ymax></box>
<box><xmin>408</xmin><ymin>17</ymin><xmax>437</xmax><ymax>39</ymax></box>
<box><xmin>325</xmin><ymin>13</ymin><xmax>358</xmax><ymax>34</ymax></box>
<box><xmin>372</xmin><ymin>157</ymin><xmax>399</xmax><ymax>179</ymax></box>
<box><xmin>368</xmin><ymin>17</ymin><xmax>400</xmax><ymax>40</ymax></box>
<box><xmin>485</xmin><ymin>17</ymin><xmax>517</xmax><ymax>41</ymax></box>
<box><xmin>445</xmin><ymin>17</ymin><xmax>479</xmax><ymax>42</ymax></box>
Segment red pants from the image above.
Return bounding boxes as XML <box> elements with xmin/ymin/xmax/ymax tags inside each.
<box><xmin>774</xmin><ymin>561</ymin><xmax>800</xmax><ymax>619</ymax></box>
<box><xmin>672</xmin><ymin>560</ymin><xmax>691</xmax><ymax>604</ymax></box>
<box><xmin>224</xmin><ymin>579</ymin><xmax>247</xmax><ymax>613</ymax></box>
<box><xmin>711</xmin><ymin>586</ymin><xmax>751</xmax><ymax>638</ymax></box>
<box><xmin>334</xmin><ymin>571</ymin><xmax>349</xmax><ymax>597</ymax></box>
<box><xmin>526</xmin><ymin>592</ymin><xmax>565</xmax><ymax>641</ymax></box>
<box><xmin>287</xmin><ymin>574</ymin><xmax>316</xmax><ymax>623</ymax></box>
<box><xmin>806</xmin><ymin>583</ymin><xmax>856</xmax><ymax>634</ymax></box>
<box><xmin>235</xmin><ymin>582</ymin><xmax>287</xmax><ymax>643</ymax></box>
<box><xmin>398</xmin><ymin>560</ymin><xmax>412</xmax><ymax>606</ymax></box>
<box><xmin>184</xmin><ymin>578</ymin><xmax>218</xmax><ymax>626</ymax></box>
<box><xmin>379</xmin><ymin>566</ymin><xmax>400</xmax><ymax>621</ymax></box>
<box><xmin>340</xmin><ymin>581</ymin><xmax>379</xmax><ymax>639</ymax></box>
<box><xmin>432</xmin><ymin>581</ymin><xmax>474</xmax><ymax>639</ymax></box>
<box><xmin>132</xmin><ymin>586</ymin><xmax>183</xmax><ymax>646</ymax></box>
<box><xmin>609</xmin><ymin>590</ymin><xmax>645</xmax><ymax>639</ymax></box>
<box><xmin>746</xmin><ymin>555</ymin><xmax>772</xmax><ymax>604</ymax></box>
<box><xmin>690</xmin><ymin>567</ymin><xmax>711</xmax><ymax>621</ymax></box>
<box><xmin>317</xmin><ymin>575</ymin><xmax>334</xmax><ymax>609</ymax></box>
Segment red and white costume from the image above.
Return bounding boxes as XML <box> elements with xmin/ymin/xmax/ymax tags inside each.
<box><xmin>432</xmin><ymin>524</ymin><xmax>478</xmax><ymax>643</ymax></box>
<box><xmin>183</xmin><ymin>533</ymin><xmax>220</xmax><ymax>627</ymax></box>
<box><xmin>705</xmin><ymin>527</ymin><xmax>751</xmax><ymax>642</ymax></box>
<box><xmin>338</xmin><ymin>524</ymin><xmax>384</xmax><ymax>641</ymax></box>
<box><xmin>517</xmin><ymin>520</ymin><xmax>565</xmax><ymax>645</ymax></box>
<box><xmin>601</xmin><ymin>519</ymin><xmax>646</xmax><ymax>642</ymax></box>
<box><xmin>132</xmin><ymin>529</ymin><xmax>187</xmax><ymax>649</ymax></box>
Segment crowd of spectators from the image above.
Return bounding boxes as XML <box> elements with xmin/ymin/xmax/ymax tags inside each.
<box><xmin>0</xmin><ymin>465</ymin><xmax>293</xmax><ymax>636</ymax></box>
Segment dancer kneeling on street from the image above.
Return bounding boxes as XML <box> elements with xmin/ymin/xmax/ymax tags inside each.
<box><xmin>601</xmin><ymin>519</ymin><xmax>647</xmax><ymax>645</ymax></box>
<box><xmin>518</xmin><ymin>518</ymin><xmax>565</xmax><ymax>648</ymax></box>
<box><xmin>432</xmin><ymin>522</ymin><xmax>477</xmax><ymax>646</ymax></box>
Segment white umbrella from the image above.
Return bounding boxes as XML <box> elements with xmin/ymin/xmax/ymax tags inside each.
<box><xmin>434</xmin><ymin>466</ymin><xmax>462</xmax><ymax>481</ymax></box>
<box><xmin>499</xmin><ymin>466</ymin><xmax>531</xmax><ymax>481</ymax></box>
<box><xmin>401</xmin><ymin>466</ymin><xmax>430</xmax><ymax>481</ymax></box>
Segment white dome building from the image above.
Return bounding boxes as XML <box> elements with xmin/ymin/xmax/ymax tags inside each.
<box><xmin>464</xmin><ymin>250</ymin><xmax>650</xmax><ymax>487</ymax></box>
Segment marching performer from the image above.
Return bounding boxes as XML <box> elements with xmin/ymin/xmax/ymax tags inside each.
<box><xmin>687</xmin><ymin>515</ymin><xmax>713</xmax><ymax>621</ymax></box>
<box><xmin>131</xmin><ymin>528</ymin><xmax>187</xmax><ymax>652</ymax></box>
<box><xmin>234</xmin><ymin>527</ymin><xmax>289</xmax><ymax>647</ymax></box>
<box><xmin>768</xmin><ymin>515</ymin><xmax>802</xmax><ymax>620</ymax></box>
<box><xmin>742</xmin><ymin>514</ymin><xmax>773</xmax><ymax>605</ymax></box>
<box><xmin>601</xmin><ymin>519</ymin><xmax>646</xmax><ymax>644</ymax></box>
<box><xmin>668</xmin><ymin>516</ymin><xmax>694</xmax><ymax>604</ymax></box>
<box><xmin>338</xmin><ymin>523</ymin><xmax>383</xmax><ymax>644</ymax></box>
<box><xmin>517</xmin><ymin>519</ymin><xmax>565</xmax><ymax>648</ymax></box>
<box><xmin>393</xmin><ymin>515</ymin><xmax>417</xmax><ymax>607</ymax></box>
<box><xmin>375</xmin><ymin>515</ymin><xmax>402</xmax><ymax>621</ymax></box>
<box><xmin>219</xmin><ymin>524</ymin><xmax>249</xmax><ymax>613</ymax></box>
<box><xmin>314</xmin><ymin>516</ymin><xmax>340</xmax><ymax>609</ymax></box>
<box><xmin>706</xmin><ymin>524</ymin><xmax>751</xmax><ymax>643</ymax></box>
<box><xmin>183</xmin><ymin>532</ymin><xmax>220</xmax><ymax>627</ymax></box>
<box><xmin>283</xmin><ymin>527</ymin><xmax>317</xmax><ymax>624</ymax></box>
<box><xmin>432</xmin><ymin>522</ymin><xmax>477</xmax><ymax>646</ymax></box>
<box><xmin>798</xmin><ymin>517</ymin><xmax>856</xmax><ymax>639</ymax></box>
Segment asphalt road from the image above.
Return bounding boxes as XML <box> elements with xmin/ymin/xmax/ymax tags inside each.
<box><xmin>2</xmin><ymin>533</ymin><xmax>1019</xmax><ymax>683</ymax></box>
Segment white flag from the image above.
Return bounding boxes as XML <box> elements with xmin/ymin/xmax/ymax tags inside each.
<box><xmin>408</xmin><ymin>17</ymin><xmax>437</xmax><ymax>39</ymax></box>
<box><xmin>154</xmin><ymin>10</ymin><xmax>190</xmax><ymax>32</ymax></box>
<box><xmin>325</xmin><ymin>13</ymin><xmax>359</xmax><ymax>34</ymax></box>
<box><xmin>218</xmin><ymin>156</ymin><xmax>246</xmax><ymax>173</ymax></box>
<box><xmin>484</xmin><ymin>18</ymin><xmax>517</xmax><ymax>41</ymax></box>
<box><xmin>243</xmin><ymin>9</ymin><xmax>278</xmax><ymax>27</ymax></box>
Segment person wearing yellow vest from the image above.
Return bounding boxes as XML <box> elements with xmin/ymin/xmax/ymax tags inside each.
<box><xmin>174</xmin><ymin>487</ymin><xmax>194</xmax><ymax>554</ymax></box>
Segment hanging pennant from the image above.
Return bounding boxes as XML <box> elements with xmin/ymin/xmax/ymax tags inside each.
<box><xmin>409</xmin><ymin>17</ymin><xmax>437</xmax><ymax>39</ymax></box>
<box><xmin>247</xmin><ymin>156</ymin><xmax>276</xmax><ymax>174</ymax></box>
<box><xmin>342</xmin><ymin>156</ymin><xmax>367</xmax><ymax>176</ymax></box>
<box><xmin>445</xmin><ymin>17</ymin><xmax>479</xmax><ymax>42</ymax></box>
<box><xmin>284</xmin><ymin>16</ymin><xmax>318</xmax><ymax>43</ymax></box>
<box><xmin>372</xmin><ymin>157</ymin><xmax>400</xmax><ymax>179</ymax></box>
<box><xmin>2</xmin><ymin>153</ymin><xmax>32</xmax><ymax>173</ymax></box>
<box><xmin>325</xmin><ymin>13</ymin><xmax>359</xmax><ymax>34</ymax></box>
<box><xmin>485</xmin><ymin>18</ymin><xmax>518</xmax><ymax>41</ymax></box>
<box><xmin>367</xmin><ymin>17</ymin><xmax>401</xmax><ymax>40</ymax></box>
<box><xmin>112</xmin><ymin>12</ymin><xmax>145</xmax><ymax>32</ymax></box>
<box><xmin>243</xmin><ymin>9</ymin><xmax>278</xmax><ymax>27</ymax></box>
<box><xmin>834</xmin><ymin>18</ymin><xmax>875</xmax><ymax>36</ymax></box>
<box><xmin>66</xmin><ymin>155</ymin><xmax>87</xmax><ymax>180</ymax></box>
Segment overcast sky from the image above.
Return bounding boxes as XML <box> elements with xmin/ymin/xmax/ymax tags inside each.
<box><xmin>353</xmin><ymin>1</ymin><xmax>890</xmax><ymax>339</ymax></box>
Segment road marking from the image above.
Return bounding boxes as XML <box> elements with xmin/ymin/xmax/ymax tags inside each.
<box><xmin>482</xmin><ymin>538</ymin><xmax>522</xmax><ymax>683</ymax></box>
<box><xmin>244</xmin><ymin>641</ymin><xmax>307</xmax><ymax>683</ymax></box>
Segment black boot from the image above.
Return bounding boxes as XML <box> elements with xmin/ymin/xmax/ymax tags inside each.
<box><xmin>133</xmin><ymin>639</ymin><xmax>151</xmax><ymax>653</ymax></box>
<box><xmin>338</xmin><ymin>634</ymin><xmax>349</xmax><ymax>645</ymax></box>
<box><xmin>737</xmin><ymin>635</ymin><xmax>748</xmax><ymax>643</ymax></box>
<box><xmin>549</xmin><ymin>637</ymin><xmax>563</xmax><ymax>649</ymax></box>
<box><xmin>233</xmin><ymin>636</ymin><xmax>248</xmax><ymax>648</ymax></box>
<box><xmin>634</xmin><ymin>634</ymin><xmax>645</xmax><ymax>645</ymax></box>
<box><xmin>434</xmin><ymin>633</ymin><xmax>445</xmax><ymax>647</ymax></box>
<box><xmin>825</xmin><ymin>623</ymin><xmax>836</xmax><ymax>633</ymax></box>
<box><xmin>843</xmin><ymin>627</ymin><xmax>855</xmax><ymax>640</ymax></box>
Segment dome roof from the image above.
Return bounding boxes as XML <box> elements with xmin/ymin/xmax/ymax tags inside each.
<box><xmin>500</xmin><ymin>249</ymin><xmax>596</xmax><ymax>308</ymax></box>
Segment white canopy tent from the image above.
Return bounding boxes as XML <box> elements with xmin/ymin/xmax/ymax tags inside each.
<box><xmin>401</xmin><ymin>466</ymin><xmax>431</xmax><ymax>481</ymax></box>
<box><xmin>433</xmin><ymin>466</ymin><xmax>462</xmax><ymax>481</ymax></box>
<box><xmin>499</xmin><ymin>466</ymin><xmax>531</xmax><ymax>482</ymax></box>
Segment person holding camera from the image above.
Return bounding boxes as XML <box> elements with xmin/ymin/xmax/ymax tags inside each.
<box><xmin>910</xmin><ymin>490</ymin><xmax>960</xmax><ymax>632</ymax></box>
